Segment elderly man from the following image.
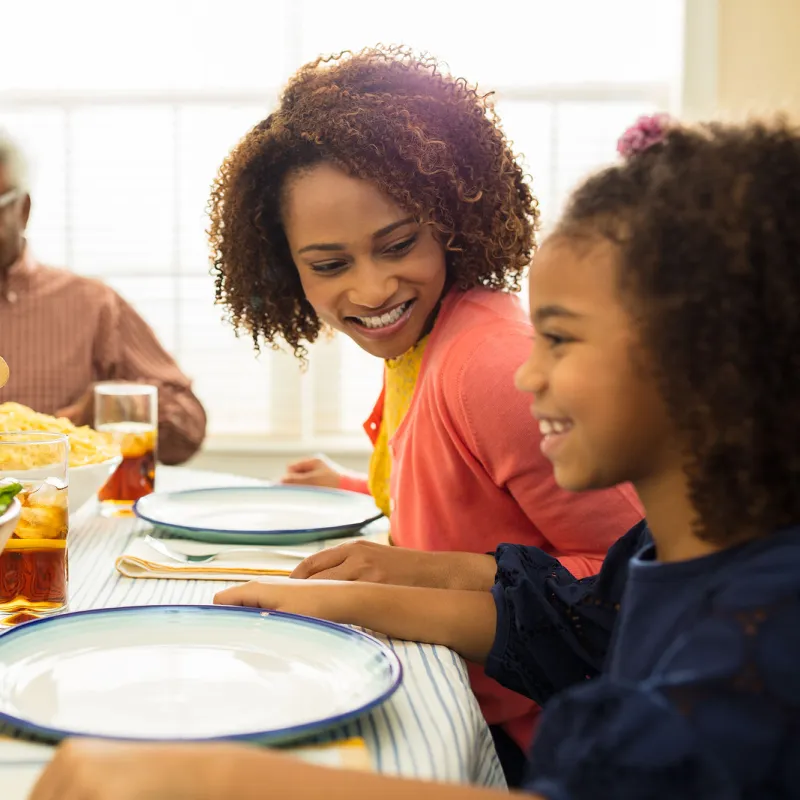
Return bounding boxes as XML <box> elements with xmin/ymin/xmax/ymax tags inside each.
<box><xmin>0</xmin><ymin>133</ymin><xmax>206</xmax><ymax>465</ymax></box>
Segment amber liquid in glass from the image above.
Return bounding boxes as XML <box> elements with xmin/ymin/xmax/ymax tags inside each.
<box><xmin>97</xmin><ymin>423</ymin><xmax>157</xmax><ymax>507</ymax></box>
<box><xmin>0</xmin><ymin>480</ymin><xmax>69</xmax><ymax>613</ymax></box>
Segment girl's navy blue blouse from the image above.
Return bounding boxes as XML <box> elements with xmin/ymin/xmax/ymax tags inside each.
<box><xmin>487</xmin><ymin>522</ymin><xmax>800</xmax><ymax>799</ymax></box>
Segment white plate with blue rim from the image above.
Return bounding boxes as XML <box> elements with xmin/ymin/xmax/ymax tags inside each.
<box><xmin>133</xmin><ymin>485</ymin><xmax>383</xmax><ymax>545</ymax></box>
<box><xmin>0</xmin><ymin>605</ymin><xmax>402</xmax><ymax>743</ymax></box>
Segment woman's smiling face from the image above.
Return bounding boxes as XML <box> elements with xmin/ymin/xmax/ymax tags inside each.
<box><xmin>282</xmin><ymin>163</ymin><xmax>447</xmax><ymax>360</ymax></box>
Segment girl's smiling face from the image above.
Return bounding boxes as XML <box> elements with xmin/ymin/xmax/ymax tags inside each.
<box><xmin>282</xmin><ymin>163</ymin><xmax>447</xmax><ymax>360</ymax></box>
<box><xmin>515</xmin><ymin>235</ymin><xmax>677</xmax><ymax>494</ymax></box>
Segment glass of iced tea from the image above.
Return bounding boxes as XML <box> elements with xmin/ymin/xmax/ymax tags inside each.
<box><xmin>0</xmin><ymin>432</ymin><xmax>69</xmax><ymax>619</ymax></box>
<box><xmin>95</xmin><ymin>383</ymin><xmax>158</xmax><ymax>516</ymax></box>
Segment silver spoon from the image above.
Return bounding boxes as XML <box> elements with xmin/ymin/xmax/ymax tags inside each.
<box><xmin>143</xmin><ymin>534</ymin><xmax>309</xmax><ymax>564</ymax></box>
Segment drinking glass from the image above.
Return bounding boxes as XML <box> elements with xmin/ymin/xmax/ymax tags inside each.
<box><xmin>0</xmin><ymin>432</ymin><xmax>69</xmax><ymax>620</ymax></box>
<box><xmin>95</xmin><ymin>383</ymin><xmax>157</xmax><ymax>515</ymax></box>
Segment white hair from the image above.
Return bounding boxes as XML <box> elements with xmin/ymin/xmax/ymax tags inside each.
<box><xmin>0</xmin><ymin>131</ymin><xmax>30</xmax><ymax>194</ymax></box>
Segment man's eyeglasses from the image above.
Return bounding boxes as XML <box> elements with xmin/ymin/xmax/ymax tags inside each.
<box><xmin>0</xmin><ymin>189</ymin><xmax>20</xmax><ymax>210</ymax></box>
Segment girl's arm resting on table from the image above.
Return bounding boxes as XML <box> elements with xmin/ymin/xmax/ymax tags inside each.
<box><xmin>215</xmin><ymin>746</ymin><xmax>542</xmax><ymax>800</ymax></box>
<box><xmin>433</xmin><ymin>551</ymin><xmax>498</xmax><ymax>590</ymax></box>
<box><xmin>214</xmin><ymin>580</ymin><xmax>498</xmax><ymax>664</ymax></box>
<box><xmin>29</xmin><ymin>739</ymin><xmax>546</xmax><ymax>800</ymax></box>
<box><xmin>292</xmin><ymin>542</ymin><xmax>498</xmax><ymax>591</ymax></box>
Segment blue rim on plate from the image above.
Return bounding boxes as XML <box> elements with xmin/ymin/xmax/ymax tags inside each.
<box><xmin>133</xmin><ymin>485</ymin><xmax>383</xmax><ymax>545</ymax></box>
<box><xmin>0</xmin><ymin>604</ymin><xmax>402</xmax><ymax>744</ymax></box>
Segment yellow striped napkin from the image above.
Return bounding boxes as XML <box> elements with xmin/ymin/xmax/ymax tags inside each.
<box><xmin>115</xmin><ymin>537</ymin><xmax>300</xmax><ymax>580</ymax></box>
<box><xmin>115</xmin><ymin>529</ymin><xmax>390</xmax><ymax>581</ymax></box>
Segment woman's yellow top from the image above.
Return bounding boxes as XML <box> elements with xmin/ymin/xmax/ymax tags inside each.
<box><xmin>366</xmin><ymin>336</ymin><xmax>429</xmax><ymax>517</ymax></box>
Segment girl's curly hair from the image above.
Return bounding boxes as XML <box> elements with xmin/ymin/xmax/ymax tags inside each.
<box><xmin>558</xmin><ymin>118</ymin><xmax>800</xmax><ymax>545</ymax></box>
<box><xmin>209</xmin><ymin>45</ymin><xmax>538</xmax><ymax>358</ymax></box>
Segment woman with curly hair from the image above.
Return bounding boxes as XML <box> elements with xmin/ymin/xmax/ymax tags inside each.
<box><xmin>36</xmin><ymin>115</ymin><xmax>800</xmax><ymax>799</ymax></box>
<box><xmin>208</xmin><ymin>46</ymin><xmax>642</xmax><ymax>775</ymax></box>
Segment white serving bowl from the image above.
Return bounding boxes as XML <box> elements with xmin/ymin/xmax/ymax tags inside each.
<box><xmin>0</xmin><ymin>497</ymin><xmax>21</xmax><ymax>553</ymax></box>
<box><xmin>69</xmin><ymin>456</ymin><xmax>123</xmax><ymax>515</ymax></box>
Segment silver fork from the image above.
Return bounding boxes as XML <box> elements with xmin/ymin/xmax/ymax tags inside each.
<box><xmin>143</xmin><ymin>535</ymin><xmax>309</xmax><ymax>564</ymax></box>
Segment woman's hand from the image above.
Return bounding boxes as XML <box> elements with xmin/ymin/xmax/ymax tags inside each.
<box><xmin>281</xmin><ymin>455</ymin><xmax>344</xmax><ymax>488</ymax></box>
<box><xmin>291</xmin><ymin>540</ymin><xmax>498</xmax><ymax>591</ymax></box>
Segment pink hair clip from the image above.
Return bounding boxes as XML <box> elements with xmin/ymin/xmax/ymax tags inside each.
<box><xmin>617</xmin><ymin>113</ymin><xmax>672</xmax><ymax>159</ymax></box>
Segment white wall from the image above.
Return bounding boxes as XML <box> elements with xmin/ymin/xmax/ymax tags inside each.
<box><xmin>683</xmin><ymin>0</ymin><xmax>800</xmax><ymax>120</ymax></box>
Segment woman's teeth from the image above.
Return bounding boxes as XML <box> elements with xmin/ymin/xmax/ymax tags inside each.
<box><xmin>539</xmin><ymin>419</ymin><xmax>572</xmax><ymax>436</ymax></box>
<box><xmin>353</xmin><ymin>301</ymin><xmax>411</xmax><ymax>329</ymax></box>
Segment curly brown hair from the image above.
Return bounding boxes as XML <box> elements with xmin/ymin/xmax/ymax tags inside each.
<box><xmin>558</xmin><ymin>118</ymin><xmax>800</xmax><ymax>545</ymax></box>
<box><xmin>209</xmin><ymin>45</ymin><xmax>538</xmax><ymax>358</ymax></box>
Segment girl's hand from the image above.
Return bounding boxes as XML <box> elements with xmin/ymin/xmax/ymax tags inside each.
<box><xmin>281</xmin><ymin>455</ymin><xmax>344</xmax><ymax>488</ymax></box>
<box><xmin>28</xmin><ymin>739</ymin><xmax>235</xmax><ymax>800</ymax></box>
<box><xmin>214</xmin><ymin>579</ymin><xmax>358</xmax><ymax>622</ymax></box>
<box><xmin>291</xmin><ymin>540</ymin><xmax>432</xmax><ymax>584</ymax></box>
<box><xmin>291</xmin><ymin>540</ymin><xmax>498</xmax><ymax>591</ymax></box>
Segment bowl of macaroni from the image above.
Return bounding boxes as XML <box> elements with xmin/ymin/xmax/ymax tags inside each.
<box><xmin>0</xmin><ymin>404</ymin><xmax>123</xmax><ymax>515</ymax></box>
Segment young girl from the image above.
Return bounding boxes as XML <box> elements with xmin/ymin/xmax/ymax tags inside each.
<box><xmin>207</xmin><ymin>46</ymin><xmax>642</xmax><ymax>769</ymax></box>
<box><xmin>35</xmin><ymin>115</ymin><xmax>800</xmax><ymax>799</ymax></box>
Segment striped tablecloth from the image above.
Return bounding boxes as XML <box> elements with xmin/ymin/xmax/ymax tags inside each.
<box><xmin>0</xmin><ymin>467</ymin><xmax>506</xmax><ymax>796</ymax></box>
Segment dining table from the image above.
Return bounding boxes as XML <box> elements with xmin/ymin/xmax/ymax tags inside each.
<box><xmin>0</xmin><ymin>466</ymin><xmax>506</xmax><ymax>799</ymax></box>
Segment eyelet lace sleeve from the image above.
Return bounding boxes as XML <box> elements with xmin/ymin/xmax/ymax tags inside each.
<box><xmin>522</xmin><ymin>596</ymin><xmax>800</xmax><ymax>799</ymax></box>
<box><xmin>486</xmin><ymin>522</ymin><xmax>649</xmax><ymax>705</ymax></box>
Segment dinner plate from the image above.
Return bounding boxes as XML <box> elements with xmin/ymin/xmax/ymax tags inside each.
<box><xmin>134</xmin><ymin>485</ymin><xmax>383</xmax><ymax>544</ymax></box>
<box><xmin>0</xmin><ymin>605</ymin><xmax>402</xmax><ymax>743</ymax></box>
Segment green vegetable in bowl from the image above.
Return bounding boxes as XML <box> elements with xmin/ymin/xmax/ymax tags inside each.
<box><xmin>0</xmin><ymin>480</ymin><xmax>23</xmax><ymax>515</ymax></box>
